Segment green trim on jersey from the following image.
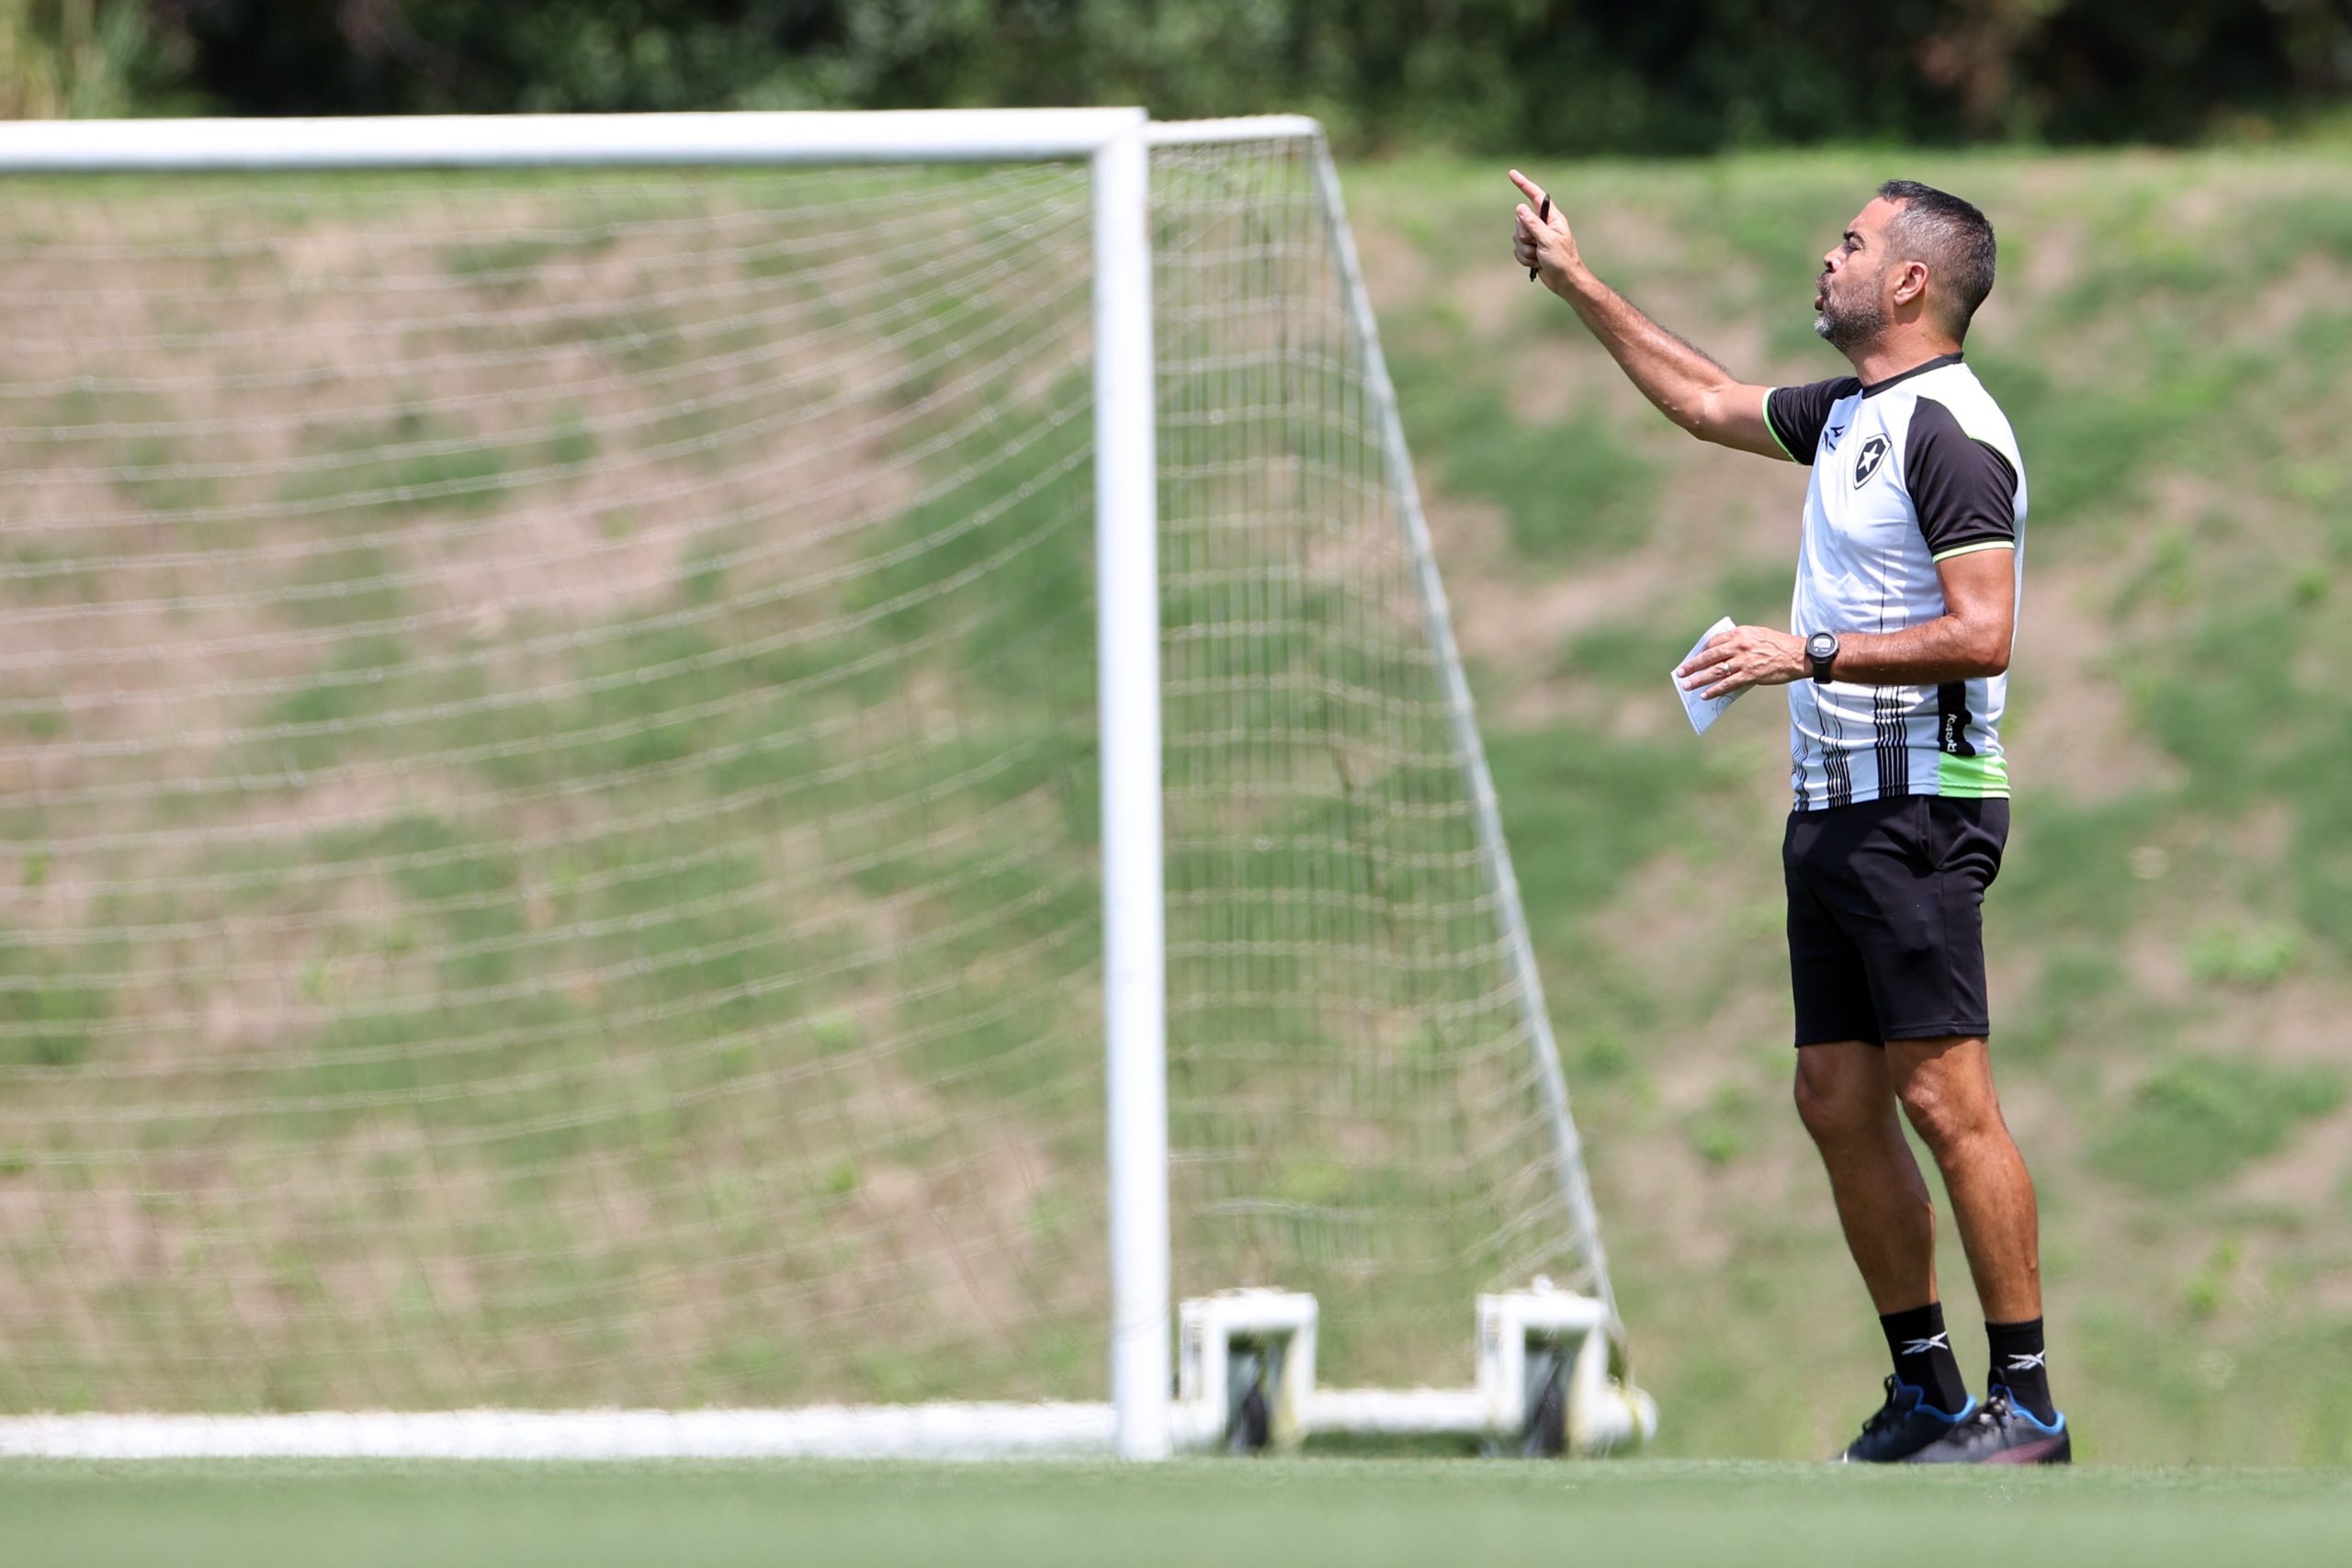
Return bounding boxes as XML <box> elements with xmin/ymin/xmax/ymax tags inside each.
<box><xmin>1938</xmin><ymin>750</ymin><xmax>2010</xmax><ymax>797</ymax></box>
<box><xmin>1931</xmin><ymin>539</ymin><xmax>2017</xmax><ymax>563</ymax></box>
<box><xmin>1762</xmin><ymin>389</ymin><xmax>1800</xmax><ymax>462</ymax></box>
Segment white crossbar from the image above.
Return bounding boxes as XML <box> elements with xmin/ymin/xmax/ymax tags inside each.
<box><xmin>1143</xmin><ymin>116</ymin><xmax>1324</xmax><ymax>146</ymax></box>
<box><xmin>0</xmin><ymin>108</ymin><xmax>1149</xmax><ymax>172</ymax></box>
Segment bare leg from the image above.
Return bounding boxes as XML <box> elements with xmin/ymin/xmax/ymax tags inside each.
<box><xmin>1887</xmin><ymin>1036</ymin><xmax>2041</xmax><ymax>1322</ymax></box>
<box><xmin>1792</xmin><ymin>1041</ymin><xmax>1939</xmax><ymax>1313</ymax></box>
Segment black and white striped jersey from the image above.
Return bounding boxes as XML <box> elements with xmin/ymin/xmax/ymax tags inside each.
<box><xmin>1765</xmin><ymin>354</ymin><xmax>2025</xmax><ymax>812</ymax></box>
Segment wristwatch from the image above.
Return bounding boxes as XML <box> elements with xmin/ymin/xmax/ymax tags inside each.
<box><xmin>1806</xmin><ymin>631</ymin><xmax>1840</xmax><ymax>684</ymax></box>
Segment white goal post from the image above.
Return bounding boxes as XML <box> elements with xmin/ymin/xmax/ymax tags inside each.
<box><xmin>0</xmin><ymin>108</ymin><xmax>1632</xmax><ymax>1461</ymax></box>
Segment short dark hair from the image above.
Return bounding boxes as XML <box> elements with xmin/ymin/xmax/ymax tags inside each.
<box><xmin>1876</xmin><ymin>179</ymin><xmax>1996</xmax><ymax>338</ymax></box>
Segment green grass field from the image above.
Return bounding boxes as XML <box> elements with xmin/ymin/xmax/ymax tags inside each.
<box><xmin>9</xmin><ymin>1458</ymin><xmax>2352</xmax><ymax>1568</ymax></box>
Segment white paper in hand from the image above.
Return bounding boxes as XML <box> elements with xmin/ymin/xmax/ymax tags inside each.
<box><xmin>1674</xmin><ymin>616</ymin><xmax>1743</xmax><ymax>736</ymax></box>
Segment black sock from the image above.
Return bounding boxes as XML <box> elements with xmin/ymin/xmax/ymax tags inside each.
<box><xmin>1878</xmin><ymin>1302</ymin><xmax>1969</xmax><ymax>1415</ymax></box>
<box><xmin>1986</xmin><ymin>1317</ymin><xmax>2056</xmax><ymax>1424</ymax></box>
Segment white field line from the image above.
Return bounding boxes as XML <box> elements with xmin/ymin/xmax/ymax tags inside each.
<box><xmin>0</xmin><ymin>1391</ymin><xmax>1507</xmax><ymax>1459</ymax></box>
<box><xmin>0</xmin><ymin>1405</ymin><xmax>1118</xmax><ymax>1461</ymax></box>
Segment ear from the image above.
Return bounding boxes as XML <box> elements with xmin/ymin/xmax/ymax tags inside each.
<box><xmin>1890</xmin><ymin>258</ymin><xmax>1931</xmax><ymax>309</ymax></box>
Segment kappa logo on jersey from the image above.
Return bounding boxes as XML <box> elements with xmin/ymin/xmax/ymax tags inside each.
<box><xmin>1853</xmin><ymin>434</ymin><xmax>1890</xmax><ymax>487</ymax></box>
<box><xmin>1822</xmin><ymin>421</ymin><xmax>1847</xmax><ymax>453</ymax></box>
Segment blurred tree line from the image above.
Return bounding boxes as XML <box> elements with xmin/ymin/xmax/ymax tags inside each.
<box><xmin>6</xmin><ymin>0</ymin><xmax>2349</xmax><ymax>149</ymax></box>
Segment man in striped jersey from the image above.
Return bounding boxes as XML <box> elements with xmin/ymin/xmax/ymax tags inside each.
<box><xmin>1511</xmin><ymin>174</ymin><xmax>2068</xmax><ymax>1464</ymax></box>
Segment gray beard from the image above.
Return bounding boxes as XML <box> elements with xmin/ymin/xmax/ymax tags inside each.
<box><xmin>1815</xmin><ymin>284</ymin><xmax>1887</xmax><ymax>354</ymax></box>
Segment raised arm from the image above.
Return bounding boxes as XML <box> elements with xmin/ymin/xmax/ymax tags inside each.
<box><xmin>1510</xmin><ymin>169</ymin><xmax>1784</xmax><ymax>460</ymax></box>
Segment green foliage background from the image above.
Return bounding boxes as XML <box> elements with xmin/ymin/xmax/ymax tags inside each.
<box><xmin>16</xmin><ymin>1</ymin><xmax>2352</xmax><ymax>150</ymax></box>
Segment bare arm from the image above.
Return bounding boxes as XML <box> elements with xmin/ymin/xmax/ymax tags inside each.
<box><xmin>1510</xmin><ymin>169</ymin><xmax>1785</xmax><ymax>460</ymax></box>
<box><xmin>1675</xmin><ymin>548</ymin><xmax>2017</xmax><ymax>699</ymax></box>
<box><xmin>1827</xmin><ymin>548</ymin><xmax>2016</xmax><ymax>683</ymax></box>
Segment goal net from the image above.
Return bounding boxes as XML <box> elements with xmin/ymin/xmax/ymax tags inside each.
<box><xmin>0</xmin><ymin>113</ymin><xmax>1615</xmax><ymax>1445</ymax></box>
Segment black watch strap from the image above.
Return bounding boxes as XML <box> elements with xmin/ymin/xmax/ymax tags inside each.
<box><xmin>1807</xmin><ymin>632</ymin><xmax>1839</xmax><ymax>684</ymax></box>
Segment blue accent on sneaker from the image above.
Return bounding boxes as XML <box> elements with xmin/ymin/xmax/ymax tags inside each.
<box><xmin>1892</xmin><ymin>1378</ymin><xmax>1976</xmax><ymax>1423</ymax></box>
<box><xmin>1986</xmin><ymin>1384</ymin><xmax>2065</xmax><ymax>1434</ymax></box>
<box><xmin>1902</xmin><ymin>1388</ymin><xmax>2075</xmax><ymax>1464</ymax></box>
<box><xmin>1920</xmin><ymin>1393</ymin><xmax>1975</xmax><ymax>1424</ymax></box>
<box><xmin>1836</xmin><ymin>1376</ymin><xmax>1979</xmax><ymax>1462</ymax></box>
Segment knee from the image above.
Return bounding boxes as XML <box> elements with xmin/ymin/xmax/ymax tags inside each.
<box><xmin>1792</xmin><ymin>1056</ymin><xmax>1874</xmax><ymax>1145</ymax></box>
<box><xmin>1897</xmin><ymin>1074</ymin><xmax>1993</xmax><ymax>1155</ymax></box>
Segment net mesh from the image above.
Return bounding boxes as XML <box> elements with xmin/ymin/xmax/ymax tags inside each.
<box><xmin>0</xmin><ymin>133</ymin><xmax>1597</xmax><ymax>1414</ymax></box>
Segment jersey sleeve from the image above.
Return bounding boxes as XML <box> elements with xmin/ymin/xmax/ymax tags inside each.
<box><xmin>1763</xmin><ymin>378</ymin><xmax>1861</xmax><ymax>464</ymax></box>
<box><xmin>1905</xmin><ymin>397</ymin><xmax>2018</xmax><ymax>559</ymax></box>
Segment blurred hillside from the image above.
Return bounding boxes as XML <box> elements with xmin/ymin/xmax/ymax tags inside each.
<box><xmin>6</xmin><ymin>2</ymin><xmax>2350</xmax><ymax>151</ymax></box>
<box><xmin>1349</xmin><ymin>150</ymin><xmax>2352</xmax><ymax>1461</ymax></box>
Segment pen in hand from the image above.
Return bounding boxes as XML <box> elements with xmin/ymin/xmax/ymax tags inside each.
<box><xmin>1528</xmin><ymin>197</ymin><xmax>1548</xmax><ymax>281</ymax></box>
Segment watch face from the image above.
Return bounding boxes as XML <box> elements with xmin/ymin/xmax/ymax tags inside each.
<box><xmin>1809</xmin><ymin>634</ymin><xmax>1836</xmax><ymax>660</ymax></box>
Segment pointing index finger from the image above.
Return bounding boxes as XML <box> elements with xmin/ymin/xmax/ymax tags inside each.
<box><xmin>1508</xmin><ymin>168</ymin><xmax>1547</xmax><ymax>208</ymax></box>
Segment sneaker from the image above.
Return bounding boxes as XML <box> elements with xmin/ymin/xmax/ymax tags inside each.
<box><xmin>1903</xmin><ymin>1387</ymin><xmax>2071</xmax><ymax>1464</ymax></box>
<box><xmin>1834</xmin><ymin>1374</ymin><xmax>1977</xmax><ymax>1462</ymax></box>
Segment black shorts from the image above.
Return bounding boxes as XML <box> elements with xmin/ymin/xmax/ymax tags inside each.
<box><xmin>1782</xmin><ymin>795</ymin><xmax>2007</xmax><ymax>1047</ymax></box>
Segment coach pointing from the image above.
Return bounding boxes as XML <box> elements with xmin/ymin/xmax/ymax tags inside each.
<box><xmin>1510</xmin><ymin>171</ymin><xmax>2069</xmax><ymax>1464</ymax></box>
